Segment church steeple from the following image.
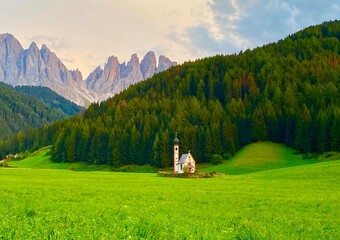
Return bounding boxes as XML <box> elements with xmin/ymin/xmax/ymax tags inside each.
<box><xmin>173</xmin><ymin>132</ymin><xmax>180</xmax><ymax>173</ymax></box>
<box><xmin>173</xmin><ymin>132</ymin><xmax>179</xmax><ymax>144</ymax></box>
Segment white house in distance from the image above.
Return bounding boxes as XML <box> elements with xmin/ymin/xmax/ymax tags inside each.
<box><xmin>173</xmin><ymin>133</ymin><xmax>196</xmax><ymax>174</ymax></box>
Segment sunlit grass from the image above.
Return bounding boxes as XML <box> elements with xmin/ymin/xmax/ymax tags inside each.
<box><xmin>9</xmin><ymin>146</ymin><xmax>71</xmax><ymax>169</ymax></box>
<box><xmin>0</xmin><ymin>160</ymin><xmax>339</xmax><ymax>239</ymax></box>
<box><xmin>201</xmin><ymin>142</ymin><xmax>320</xmax><ymax>174</ymax></box>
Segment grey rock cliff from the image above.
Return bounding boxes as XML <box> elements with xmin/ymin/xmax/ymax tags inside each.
<box><xmin>0</xmin><ymin>34</ymin><xmax>24</xmax><ymax>85</ymax></box>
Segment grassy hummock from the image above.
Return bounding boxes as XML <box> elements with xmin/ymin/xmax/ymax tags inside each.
<box><xmin>200</xmin><ymin>142</ymin><xmax>322</xmax><ymax>174</ymax></box>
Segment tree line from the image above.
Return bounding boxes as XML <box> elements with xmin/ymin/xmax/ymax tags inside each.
<box><xmin>1</xmin><ymin>20</ymin><xmax>340</xmax><ymax>167</ymax></box>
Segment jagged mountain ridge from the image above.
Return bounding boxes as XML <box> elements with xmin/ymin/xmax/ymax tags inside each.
<box><xmin>0</xmin><ymin>34</ymin><xmax>93</xmax><ymax>106</ymax></box>
<box><xmin>86</xmin><ymin>52</ymin><xmax>177</xmax><ymax>102</ymax></box>
<box><xmin>0</xmin><ymin>33</ymin><xmax>177</xmax><ymax>106</ymax></box>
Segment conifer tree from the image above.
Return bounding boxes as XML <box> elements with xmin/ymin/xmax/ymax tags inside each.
<box><xmin>251</xmin><ymin>108</ymin><xmax>268</xmax><ymax>142</ymax></box>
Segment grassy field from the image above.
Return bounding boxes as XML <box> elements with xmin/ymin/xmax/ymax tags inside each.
<box><xmin>0</xmin><ymin>160</ymin><xmax>339</xmax><ymax>239</ymax></box>
<box><xmin>3</xmin><ymin>142</ymin><xmax>339</xmax><ymax>239</ymax></box>
<box><xmin>201</xmin><ymin>142</ymin><xmax>319</xmax><ymax>174</ymax></box>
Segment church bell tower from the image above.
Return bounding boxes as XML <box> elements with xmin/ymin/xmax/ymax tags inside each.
<box><xmin>173</xmin><ymin>132</ymin><xmax>180</xmax><ymax>173</ymax></box>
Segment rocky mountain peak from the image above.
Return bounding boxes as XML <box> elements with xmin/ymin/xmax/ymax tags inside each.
<box><xmin>70</xmin><ymin>69</ymin><xmax>83</xmax><ymax>82</ymax></box>
<box><xmin>104</xmin><ymin>56</ymin><xmax>119</xmax><ymax>72</ymax></box>
<box><xmin>0</xmin><ymin>33</ymin><xmax>12</xmax><ymax>40</ymax></box>
<box><xmin>0</xmin><ymin>33</ymin><xmax>21</xmax><ymax>46</ymax></box>
<box><xmin>0</xmin><ymin>33</ymin><xmax>24</xmax><ymax>85</ymax></box>
<box><xmin>0</xmin><ymin>33</ymin><xmax>23</xmax><ymax>55</ymax></box>
<box><xmin>28</xmin><ymin>42</ymin><xmax>39</xmax><ymax>54</ymax></box>
<box><xmin>85</xmin><ymin>51</ymin><xmax>176</xmax><ymax>102</ymax></box>
<box><xmin>141</xmin><ymin>51</ymin><xmax>157</xmax><ymax>79</ymax></box>
<box><xmin>128</xmin><ymin>54</ymin><xmax>140</xmax><ymax>68</ymax></box>
<box><xmin>156</xmin><ymin>55</ymin><xmax>177</xmax><ymax>73</ymax></box>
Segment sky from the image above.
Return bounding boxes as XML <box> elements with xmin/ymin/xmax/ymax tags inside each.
<box><xmin>0</xmin><ymin>0</ymin><xmax>339</xmax><ymax>78</ymax></box>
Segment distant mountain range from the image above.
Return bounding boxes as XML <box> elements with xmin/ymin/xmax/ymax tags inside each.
<box><xmin>0</xmin><ymin>33</ymin><xmax>177</xmax><ymax>106</ymax></box>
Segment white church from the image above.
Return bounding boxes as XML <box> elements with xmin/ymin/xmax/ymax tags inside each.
<box><xmin>173</xmin><ymin>133</ymin><xmax>196</xmax><ymax>174</ymax></box>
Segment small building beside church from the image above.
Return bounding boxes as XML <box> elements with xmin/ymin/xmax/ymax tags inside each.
<box><xmin>173</xmin><ymin>133</ymin><xmax>196</xmax><ymax>174</ymax></box>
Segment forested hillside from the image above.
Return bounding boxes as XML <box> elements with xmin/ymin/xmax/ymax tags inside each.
<box><xmin>14</xmin><ymin>86</ymin><xmax>84</xmax><ymax>115</ymax></box>
<box><xmin>0</xmin><ymin>83</ymin><xmax>67</xmax><ymax>141</ymax></box>
<box><xmin>1</xmin><ymin>20</ymin><xmax>340</xmax><ymax>167</ymax></box>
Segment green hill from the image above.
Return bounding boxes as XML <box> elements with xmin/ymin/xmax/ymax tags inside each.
<box><xmin>8</xmin><ymin>146</ymin><xmax>67</xmax><ymax>169</ymax></box>
<box><xmin>8</xmin><ymin>146</ymin><xmax>102</xmax><ymax>171</ymax></box>
<box><xmin>0</xmin><ymin>82</ymin><xmax>68</xmax><ymax>140</ymax></box>
<box><xmin>8</xmin><ymin>146</ymin><xmax>153</xmax><ymax>172</ymax></box>
<box><xmin>14</xmin><ymin>85</ymin><xmax>84</xmax><ymax>116</ymax></box>
<box><xmin>200</xmin><ymin>142</ymin><xmax>321</xmax><ymax>174</ymax></box>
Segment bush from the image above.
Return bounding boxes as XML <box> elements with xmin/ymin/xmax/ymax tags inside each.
<box><xmin>303</xmin><ymin>153</ymin><xmax>319</xmax><ymax>159</ymax></box>
<box><xmin>211</xmin><ymin>154</ymin><xmax>223</xmax><ymax>165</ymax></box>
<box><xmin>0</xmin><ymin>160</ymin><xmax>8</xmax><ymax>167</ymax></box>
<box><xmin>223</xmin><ymin>153</ymin><xmax>231</xmax><ymax>160</ymax></box>
<box><xmin>16</xmin><ymin>151</ymin><xmax>30</xmax><ymax>160</ymax></box>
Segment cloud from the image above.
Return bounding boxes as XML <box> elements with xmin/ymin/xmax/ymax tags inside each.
<box><xmin>170</xmin><ymin>0</ymin><xmax>340</xmax><ymax>59</ymax></box>
<box><xmin>29</xmin><ymin>35</ymin><xmax>70</xmax><ymax>52</ymax></box>
<box><xmin>60</xmin><ymin>57</ymin><xmax>74</xmax><ymax>64</ymax></box>
<box><xmin>187</xmin><ymin>25</ymin><xmax>222</xmax><ymax>55</ymax></box>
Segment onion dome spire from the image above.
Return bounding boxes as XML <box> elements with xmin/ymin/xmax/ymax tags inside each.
<box><xmin>173</xmin><ymin>132</ymin><xmax>179</xmax><ymax>144</ymax></box>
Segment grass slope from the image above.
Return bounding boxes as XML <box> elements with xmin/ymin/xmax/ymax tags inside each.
<box><xmin>9</xmin><ymin>147</ymin><xmax>154</xmax><ymax>172</ymax></box>
<box><xmin>9</xmin><ymin>147</ymin><xmax>104</xmax><ymax>171</ymax></box>
<box><xmin>9</xmin><ymin>147</ymin><xmax>73</xmax><ymax>170</ymax></box>
<box><xmin>0</xmin><ymin>161</ymin><xmax>339</xmax><ymax>239</ymax></box>
<box><xmin>201</xmin><ymin>142</ymin><xmax>318</xmax><ymax>174</ymax></box>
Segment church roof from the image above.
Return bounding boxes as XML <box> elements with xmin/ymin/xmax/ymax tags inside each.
<box><xmin>178</xmin><ymin>152</ymin><xmax>196</xmax><ymax>164</ymax></box>
<box><xmin>178</xmin><ymin>154</ymin><xmax>188</xmax><ymax>164</ymax></box>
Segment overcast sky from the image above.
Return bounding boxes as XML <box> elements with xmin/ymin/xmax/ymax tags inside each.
<box><xmin>0</xmin><ymin>0</ymin><xmax>339</xmax><ymax>78</ymax></box>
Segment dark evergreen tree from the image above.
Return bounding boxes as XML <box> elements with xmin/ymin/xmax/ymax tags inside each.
<box><xmin>251</xmin><ymin>108</ymin><xmax>268</xmax><ymax>142</ymax></box>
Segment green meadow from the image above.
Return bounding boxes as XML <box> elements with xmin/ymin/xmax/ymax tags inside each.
<box><xmin>1</xmin><ymin>142</ymin><xmax>339</xmax><ymax>239</ymax></box>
